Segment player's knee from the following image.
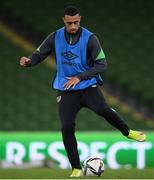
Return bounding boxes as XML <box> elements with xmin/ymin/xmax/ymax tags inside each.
<box><xmin>61</xmin><ymin>122</ymin><xmax>75</xmax><ymax>134</ymax></box>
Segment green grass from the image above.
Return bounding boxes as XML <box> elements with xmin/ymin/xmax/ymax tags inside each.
<box><xmin>0</xmin><ymin>168</ymin><xmax>153</xmax><ymax>179</ymax></box>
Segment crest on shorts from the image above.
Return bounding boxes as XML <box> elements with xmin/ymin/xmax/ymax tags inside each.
<box><xmin>57</xmin><ymin>96</ymin><xmax>61</xmax><ymax>103</ymax></box>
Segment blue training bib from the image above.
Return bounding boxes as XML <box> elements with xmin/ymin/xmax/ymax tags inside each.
<box><xmin>53</xmin><ymin>27</ymin><xmax>97</xmax><ymax>91</ymax></box>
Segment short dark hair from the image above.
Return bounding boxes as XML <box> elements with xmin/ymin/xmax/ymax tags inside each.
<box><xmin>64</xmin><ymin>6</ymin><xmax>80</xmax><ymax>16</ymax></box>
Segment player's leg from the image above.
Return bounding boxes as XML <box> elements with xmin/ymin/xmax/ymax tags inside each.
<box><xmin>82</xmin><ymin>86</ymin><xmax>130</xmax><ymax>136</ymax></box>
<box><xmin>57</xmin><ymin>90</ymin><xmax>82</xmax><ymax>170</ymax></box>
<box><xmin>82</xmin><ymin>86</ymin><xmax>146</xmax><ymax>141</ymax></box>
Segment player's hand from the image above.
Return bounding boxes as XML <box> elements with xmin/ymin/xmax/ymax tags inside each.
<box><xmin>20</xmin><ymin>56</ymin><xmax>31</xmax><ymax>67</ymax></box>
<box><xmin>63</xmin><ymin>76</ymin><xmax>80</xmax><ymax>90</ymax></box>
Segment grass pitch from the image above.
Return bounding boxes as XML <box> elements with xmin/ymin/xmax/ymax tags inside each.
<box><xmin>0</xmin><ymin>168</ymin><xmax>153</xmax><ymax>179</ymax></box>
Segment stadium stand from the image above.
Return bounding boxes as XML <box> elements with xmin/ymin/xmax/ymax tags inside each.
<box><xmin>0</xmin><ymin>33</ymin><xmax>61</xmax><ymax>130</ymax></box>
<box><xmin>0</xmin><ymin>0</ymin><xmax>154</xmax><ymax>130</ymax></box>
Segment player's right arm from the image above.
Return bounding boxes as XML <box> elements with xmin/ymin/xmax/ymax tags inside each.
<box><xmin>19</xmin><ymin>32</ymin><xmax>55</xmax><ymax>67</ymax></box>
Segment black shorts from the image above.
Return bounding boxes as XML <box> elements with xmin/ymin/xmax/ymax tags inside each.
<box><xmin>57</xmin><ymin>85</ymin><xmax>109</xmax><ymax>126</ymax></box>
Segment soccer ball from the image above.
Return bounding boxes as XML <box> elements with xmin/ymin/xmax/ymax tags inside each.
<box><xmin>82</xmin><ymin>157</ymin><xmax>105</xmax><ymax>176</ymax></box>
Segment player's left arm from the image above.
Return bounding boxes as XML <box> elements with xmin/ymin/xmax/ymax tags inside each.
<box><xmin>76</xmin><ymin>34</ymin><xmax>107</xmax><ymax>80</ymax></box>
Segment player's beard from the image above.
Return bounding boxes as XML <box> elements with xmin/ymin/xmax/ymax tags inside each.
<box><xmin>69</xmin><ymin>28</ymin><xmax>78</xmax><ymax>34</ymax></box>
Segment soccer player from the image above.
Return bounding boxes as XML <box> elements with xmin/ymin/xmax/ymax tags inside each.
<box><xmin>20</xmin><ymin>6</ymin><xmax>146</xmax><ymax>177</ymax></box>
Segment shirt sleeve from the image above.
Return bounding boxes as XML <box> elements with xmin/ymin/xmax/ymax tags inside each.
<box><xmin>77</xmin><ymin>34</ymin><xmax>107</xmax><ymax>80</ymax></box>
<box><xmin>28</xmin><ymin>32</ymin><xmax>55</xmax><ymax>66</ymax></box>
